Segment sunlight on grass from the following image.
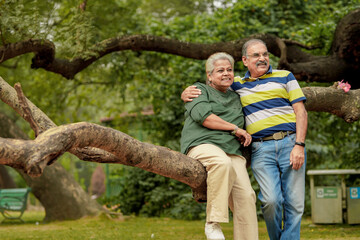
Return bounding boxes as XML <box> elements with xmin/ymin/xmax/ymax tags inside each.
<box><xmin>0</xmin><ymin>211</ymin><xmax>359</xmax><ymax>239</ymax></box>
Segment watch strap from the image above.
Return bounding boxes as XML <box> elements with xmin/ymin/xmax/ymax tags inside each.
<box><xmin>295</xmin><ymin>141</ymin><xmax>305</xmax><ymax>147</ymax></box>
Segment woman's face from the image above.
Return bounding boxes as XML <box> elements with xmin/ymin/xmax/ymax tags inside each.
<box><xmin>207</xmin><ymin>59</ymin><xmax>234</xmax><ymax>92</ymax></box>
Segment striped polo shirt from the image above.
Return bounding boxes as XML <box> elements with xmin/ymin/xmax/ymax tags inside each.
<box><xmin>231</xmin><ymin>65</ymin><xmax>306</xmax><ymax>139</ymax></box>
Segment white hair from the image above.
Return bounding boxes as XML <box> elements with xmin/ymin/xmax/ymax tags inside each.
<box><xmin>242</xmin><ymin>39</ymin><xmax>267</xmax><ymax>57</ymax></box>
<box><xmin>205</xmin><ymin>52</ymin><xmax>234</xmax><ymax>84</ymax></box>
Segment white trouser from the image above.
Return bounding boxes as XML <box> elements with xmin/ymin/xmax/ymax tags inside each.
<box><xmin>187</xmin><ymin>144</ymin><xmax>258</xmax><ymax>240</ymax></box>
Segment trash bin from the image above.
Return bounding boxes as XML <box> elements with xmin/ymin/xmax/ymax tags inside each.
<box><xmin>311</xmin><ymin>186</ymin><xmax>342</xmax><ymax>223</ymax></box>
<box><xmin>346</xmin><ymin>187</ymin><xmax>360</xmax><ymax>224</ymax></box>
<box><xmin>307</xmin><ymin>169</ymin><xmax>360</xmax><ymax>224</ymax></box>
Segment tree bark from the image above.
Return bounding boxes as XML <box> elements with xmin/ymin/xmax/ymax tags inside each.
<box><xmin>0</xmin><ymin>122</ymin><xmax>208</xmax><ymax>201</ymax></box>
<box><xmin>302</xmin><ymin>87</ymin><xmax>360</xmax><ymax>123</ymax></box>
<box><xmin>0</xmin><ymin>111</ymin><xmax>103</xmax><ymax>222</ymax></box>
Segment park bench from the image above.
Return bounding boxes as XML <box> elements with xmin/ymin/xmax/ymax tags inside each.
<box><xmin>0</xmin><ymin>188</ymin><xmax>32</xmax><ymax>223</ymax></box>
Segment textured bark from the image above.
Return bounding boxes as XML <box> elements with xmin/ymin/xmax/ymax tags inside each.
<box><xmin>0</xmin><ymin>111</ymin><xmax>103</xmax><ymax>222</ymax></box>
<box><xmin>0</xmin><ymin>10</ymin><xmax>359</xmax><ymax>88</ymax></box>
<box><xmin>0</xmin><ymin>122</ymin><xmax>208</xmax><ymax>200</ymax></box>
<box><xmin>302</xmin><ymin>87</ymin><xmax>360</xmax><ymax>123</ymax></box>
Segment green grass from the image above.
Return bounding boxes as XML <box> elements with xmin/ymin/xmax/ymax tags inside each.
<box><xmin>0</xmin><ymin>211</ymin><xmax>359</xmax><ymax>239</ymax></box>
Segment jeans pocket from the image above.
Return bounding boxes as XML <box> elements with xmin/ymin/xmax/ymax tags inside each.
<box><xmin>290</xmin><ymin>133</ymin><xmax>296</xmax><ymax>143</ymax></box>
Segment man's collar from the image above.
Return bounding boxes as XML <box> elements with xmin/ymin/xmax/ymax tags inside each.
<box><xmin>244</xmin><ymin>65</ymin><xmax>273</xmax><ymax>80</ymax></box>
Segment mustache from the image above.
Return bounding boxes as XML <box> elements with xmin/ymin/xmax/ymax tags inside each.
<box><xmin>256</xmin><ymin>61</ymin><xmax>268</xmax><ymax>67</ymax></box>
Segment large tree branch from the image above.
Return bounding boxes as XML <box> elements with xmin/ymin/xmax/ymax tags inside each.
<box><xmin>303</xmin><ymin>86</ymin><xmax>360</xmax><ymax>123</ymax></box>
<box><xmin>0</xmin><ymin>39</ymin><xmax>55</xmax><ymax>63</ymax></box>
<box><xmin>1</xmin><ymin>10</ymin><xmax>359</xmax><ymax>88</ymax></box>
<box><xmin>1</xmin><ymin>31</ymin><xmax>358</xmax><ymax>88</ymax></box>
<box><xmin>0</xmin><ymin>33</ymin><xmax>316</xmax><ymax>80</ymax></box>
<box><xmin>0</xmin><ymin>122</ymin><xmax>208</xmax><ymax>202</ymax></box>
<box><xmin>281</xmin><ymin>9</ymin><xmax>360</xmax><ymax>88</ymax></box>
<box><xmin>283</xmin><ymin>55</ymin><xmax>351</xmax><ymax>83</ymax></box>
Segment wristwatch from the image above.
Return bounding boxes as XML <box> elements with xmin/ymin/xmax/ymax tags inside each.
<box><xmin>295</xmin><ymin>142</ymin><xmax>305</xmax><ymax>147</ymax></box>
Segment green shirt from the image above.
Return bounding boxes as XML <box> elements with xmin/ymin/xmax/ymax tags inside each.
<box><xmin>180</xmin><ymin>82</ymin><xmax>245</xmax><ymax>155</ymax></box>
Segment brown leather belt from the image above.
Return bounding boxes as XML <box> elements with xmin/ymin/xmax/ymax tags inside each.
<box><xmin>253</xmin><ymin>131</ymin><xmax>295</xmax><ymax>142</ymax></box>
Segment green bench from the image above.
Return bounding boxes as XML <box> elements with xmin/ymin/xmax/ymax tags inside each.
<box><xmin>0</xmin><ymin>188</ymin><xmax>32</xmax><ymax>223</ymax></box>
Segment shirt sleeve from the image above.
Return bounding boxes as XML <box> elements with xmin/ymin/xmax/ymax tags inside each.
<box><xmin>184</xmin><ymin>83</ymin><xmax>213</xmax><ymax>124</ymax></box>
<box><xmin>286</xmin><ymin>72</ymin><xmax>307</xmax><ymax>104</ymax></box>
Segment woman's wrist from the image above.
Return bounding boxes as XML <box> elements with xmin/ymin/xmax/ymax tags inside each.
<box><xmin>231</xmin><ymin>126</ymin><xmax>239</xmax><ymax>136</ymax></box>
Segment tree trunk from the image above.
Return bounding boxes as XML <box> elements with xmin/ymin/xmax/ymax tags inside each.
<box><xmin>0</xmin><ymin>165</ymin><xmax>17</xmax><ymax>188</ymax></box>
<box><xmin>21</xmin><ymin>163</ymin><xmax>103</xmax><ymax>222</ymax></box>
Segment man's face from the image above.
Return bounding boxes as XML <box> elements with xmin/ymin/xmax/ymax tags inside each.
<box><xmin>242</xmin><ymin>42</ymin><xmax>270</xmax><ymax>78</ymax></box>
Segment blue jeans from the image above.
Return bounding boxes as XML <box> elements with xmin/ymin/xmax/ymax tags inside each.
<box><xmin>251</xmin><ymin>134</ymin><xmax>306</xmax><ymax>240</ymax></box>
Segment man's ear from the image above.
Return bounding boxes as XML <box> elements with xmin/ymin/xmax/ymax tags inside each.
<box><xmin>242</xmin><ymin>56</ymin><xmax>248</xmax><ymax>67</ymax></box>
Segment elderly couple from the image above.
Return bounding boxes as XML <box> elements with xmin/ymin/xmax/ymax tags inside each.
<box><xmin>180</xmin><ymin>39</ymin><xmax>307</xmax><ymax>240</ymax></box>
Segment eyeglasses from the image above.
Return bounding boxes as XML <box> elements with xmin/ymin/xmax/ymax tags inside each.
<box><xmin>247</xmin><ymin>52</ymin><xmax>269</xmax><ymax>59</ymax></box>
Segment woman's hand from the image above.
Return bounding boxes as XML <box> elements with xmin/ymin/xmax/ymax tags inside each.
<box><xmin>235</xmin><ymin>129</ymin><xmax>252</xmax><ymax>147</ymax></box>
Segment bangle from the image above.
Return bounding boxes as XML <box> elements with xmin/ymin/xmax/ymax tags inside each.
<box><xmin>231</xmin><ymin>126</ymin><xmax>239</xmax><ymax>136</ymax></box>
<box><xmin>295</xmin><ymin>142</ymin><xmax>305</xmax><ymax>147</ymax></box>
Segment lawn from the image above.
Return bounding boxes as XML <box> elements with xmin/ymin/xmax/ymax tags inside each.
<box><xmin>0</xmin><ymin>211</ymin><xmax>359</xmax><ymax>239</ymax></box>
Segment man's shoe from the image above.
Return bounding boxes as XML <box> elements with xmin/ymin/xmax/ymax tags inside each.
<box><xmin>205</xmin><ymin>222</ymin><xmax>225</xmax><ymax>240</ymax></box>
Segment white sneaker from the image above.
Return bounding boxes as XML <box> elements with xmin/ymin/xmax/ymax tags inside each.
<box><xmin>205</xmin><ymin>222</ymin><xmax>225</xmax><ymax>240</ymax></box>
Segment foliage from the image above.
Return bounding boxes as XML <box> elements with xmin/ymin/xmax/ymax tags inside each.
<box><xmin>101</xmin><ymin>166</ymin><xmax>206</xmax><ymax>220</ymax></box>
<box><xmin>0</xmin><ymin>0</ymin><xmax>359</xmax><ymax>220</ymax></box>
<box><xmin>0</xmin><ymin>0</ymin><xmax>48</xmax><ymax>43</ymax></box>
<box><xmin>307</xmin><ymin>112</ymin><xmax>360</xmax><ymax>170</ymax></box>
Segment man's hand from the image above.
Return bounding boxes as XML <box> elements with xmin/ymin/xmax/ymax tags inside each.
<box><xmin>181</xmin><ymin>86</ymin><xmax>202</xmax><ymax>102</ymax></box>
<box><xmin>290</xmin><ymin>145</ymin><xmax>305</xmax><ymax>170</ymax></box>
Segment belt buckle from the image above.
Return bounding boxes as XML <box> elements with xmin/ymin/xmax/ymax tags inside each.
<box><xmin>273</xmin><ymin>131</ymin><xmax>284</xmax><ymax>140</ymax></box>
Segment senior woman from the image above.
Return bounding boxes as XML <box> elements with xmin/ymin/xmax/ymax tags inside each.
<box><xmin>180</xmin><ymin>52</ymin><xmax>258</xmax><ymax>240</ymax></box>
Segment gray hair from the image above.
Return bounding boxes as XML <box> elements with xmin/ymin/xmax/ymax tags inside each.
<box><xmin>206</xmin><ymin>52</ymin><xmax>234</xmax><ymax>78</ymax></box>
<box><xmin>242</xmin><ymin>39</ymin><xmax>267</xmax><ymax>57</ymax></box>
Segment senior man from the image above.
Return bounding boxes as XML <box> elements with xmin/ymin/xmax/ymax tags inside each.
<box><xmin>182</xmin><ymin>39</ymin><xmax>308</xmax><ymax>240</ymax></box>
